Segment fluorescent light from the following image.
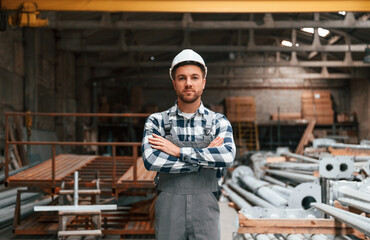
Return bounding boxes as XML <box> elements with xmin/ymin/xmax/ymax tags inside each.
<box><xmin>301</xmin><ymin>27</ymin><xmax>330</xmax><ymax>37</ymax></box>
<box><xmin>281</xmin><ymin>40</ymin><xmax>293</xmax><ymax>47</ymax></box>
<box><xmin>301</xmin><ymin>27</ymin><xmax>314</xmax><ymax>34</ymax></box>
<box><xmin>338</xmin><ymin>11</ymin><xmax>346</xmax><ymax>16</ymax></box>
<box><xmin>318</xmin><ymin>28</ymin><xmax>330</xmax><ymax>37</ymax></box>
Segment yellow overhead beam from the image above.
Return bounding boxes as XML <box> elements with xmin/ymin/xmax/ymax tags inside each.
<box><xmin>1</xmin><ymin>0</ymin><xmax>370</xmax><ymax>13</ymax></box>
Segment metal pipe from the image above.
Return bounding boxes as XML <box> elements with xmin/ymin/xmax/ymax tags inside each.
<box><xmin>227</xmin><ymin>180</ymin><xmax>275</xmax><ymax>208</ymax></box>
<box><xmin>267</xmin><ymin>234</ymin><xmax>279</xmax><ymax>240</ymax></box>
<box><xmin>313</xmin><ymin>203</ymin><xmax>370</xmax><ymax>236</ymax></box>
<box><xmin>222</xmin><ymin>184</ymin><xmax>252</xmax><ymax>210</ymax></box>
<box><xmin>262</xmin><ymin>175</ymin><xmax>293</xmax><ymax>189</ymax></box>
<box><xmin>265</xmin><ymin>169</ymin><xmax>317</xmax><ymax>182</ymax></box>
<box><xmin>0</xmin><ymin>197</ymin><xmax>52</xmax><ymax>226</ymax></box>
<box><xmin>334</xmin><ymin>235</ymin><xmax>354</xmax><ymax>240</ymax></box>
<box><xmin>338</xmin><ymin>197</ymin><xmax>370</xmax><ymax>213</ymax></box>
<box><xmin>303</xmin><ymin>234</ymin><xmax>329</xmax><ymax>240</ymax></box>
<box><xmin>281</xmin><ymin>234</ymin><xmax>306</xmax><ymax>240</ymax></box>
<box><xmin>52</xmin><ymin>144</ymin><xmax>56</xmax><ymax>184</ymax></box>
<box><xmin>316</xmin><ymin>142</ymin><xmax>370</xmax><ymax>150</ymax></box>
<box><xmin>266</xmin><ymin>162</ymin><xmax>318</xmax><ymax>171</ymax></box>
<box><xmin>269</xmin><ymin>185</ymin><xmax>293</xmax><ymax>197</ymax></box>
<box><xmin>354</xmin><ymin>156</ymin><xmax>370</xmax><ymax>162</ymax></box>
<box><xmin>74</xmin><ymin>171</ymin><xmax>78</xmax><ymax>206</ymax></box>
<box><xmin>280</xmin><ymin>152</ymin><xmax>319</xmax><ymax>163</ymax></box>
<box><xmin>338</xmin><ymin>186</ymin><xmax>370</xmax><ymax>203</ymax></box>
<box><xmin>239</xmin><ymin>175</ymin><xmax>288</xmax><ymax>207</ymax></box>
<box><xmin>244</xmin><ymin>233</ymin><xmax>254</xmax><ymax>240</ymax></box>
<box><xmin>0</xmin><ymin>191</ymin><xmax>42</xmax><ymax>209</ymax></box>
<box><xmin>252</xmin><ymin>234</ymin><xmax>271</xmax><ymax>240</ymax></box>
<box><xmin>4</xmin><ymin>114</ymin><xmax>9</xmax><ymax>184</ymax></box>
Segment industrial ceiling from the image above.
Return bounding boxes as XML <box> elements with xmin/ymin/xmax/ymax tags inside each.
<box><xmin>1</xmin><ymin>1</ymin><xmax>370</xmax><ymax>87</ymax></box>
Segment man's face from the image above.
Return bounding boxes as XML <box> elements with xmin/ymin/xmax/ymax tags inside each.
<box><xmin>172</xmin><ymin>65</ymin><xmax>206</xmax><ymax>104</ymax></box>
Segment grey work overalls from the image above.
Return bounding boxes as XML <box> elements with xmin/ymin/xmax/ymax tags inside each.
<box><xmin>154</xmin><ymin>111</ymin><xmax>220</xmax><ymax>240</ymax></box>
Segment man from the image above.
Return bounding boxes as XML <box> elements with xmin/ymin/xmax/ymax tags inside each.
<box><xmin>141</xmin><ymin>49</ymin><xmax>236</xmax><ymax>240</ymax></box>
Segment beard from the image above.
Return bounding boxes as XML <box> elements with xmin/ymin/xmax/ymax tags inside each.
<box><xmin>177</xmin><ymin>88</ymin><xmax>203</xmax><ymax>104</ymax></box>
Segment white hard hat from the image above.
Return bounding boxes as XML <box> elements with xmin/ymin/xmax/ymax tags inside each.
<box><xmin>169</xmin><ymin>49</ymin><xmax>207</xmax><ymax>80</ymax></box>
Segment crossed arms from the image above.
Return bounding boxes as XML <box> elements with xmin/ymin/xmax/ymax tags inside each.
<box><xmin>141</xmin><ymin>113</ymin><xmax>236</xmax><ymax>173</ymax></box>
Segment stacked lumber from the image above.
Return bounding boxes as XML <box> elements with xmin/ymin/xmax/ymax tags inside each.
<box><xmin>225</xmin><ymin>97</ymin><xmax>256</xmax><ymax>122</ymax></box>
<box><xmin>270</xmin><ymin>112</ymin><xmax>301</xmax><ymax>121</ymax></box>
<box><xmin>301</xmin><ymin>91</ymin><xmax>334</xmax><ymax>125</ymax></box>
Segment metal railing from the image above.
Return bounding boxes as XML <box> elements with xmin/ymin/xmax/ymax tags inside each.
<box><xmin>4</xmin><ymin>112</ymin><xmax>150</xmax><ymax>189</ymax></box>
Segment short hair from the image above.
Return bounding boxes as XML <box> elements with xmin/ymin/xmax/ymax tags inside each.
<box><xmin>171</xmin><ymin>61</ymin><xmax>206</xmax><ymax>80</ymax></box>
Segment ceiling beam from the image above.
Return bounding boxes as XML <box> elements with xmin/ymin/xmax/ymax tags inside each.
<box><xmin>2</xmin><ymin>0</ymin><xmax>370</xmax><ymax>12</ymax></box>
<box><xmin>83</xmin><ymin>60</ymin><xmax>370</xmax><ymax>68</ymax></box>
<box><xmin>108</xmin><ymin>73</ymin><xmax>353</xmax><ymax>80</ymax></box>
<box><xmin>57</xmin><ymin>42</ymin><xmax>369</xmax><ymax>53</ymax></box>
<box><xmin>45</xmin><ymin>14</ymin><xmax>370</xmax><ymax>30</ymax></box>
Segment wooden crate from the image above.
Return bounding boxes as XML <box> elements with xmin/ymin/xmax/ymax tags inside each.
<box><xmin>301</xmin><ymin>91</ymin><xmax>333</xmax><ymax>125</ymax></box>
<box><xmin>225</xmin><ymin>97</ymin><xmax>256</xmax><ymax>122</ymax></box>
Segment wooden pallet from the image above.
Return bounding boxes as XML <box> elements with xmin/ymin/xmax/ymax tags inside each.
<box><xmin>301</xmin><ymin>91</ymin><xmax>334</xmax><ymax>125</ymax></box>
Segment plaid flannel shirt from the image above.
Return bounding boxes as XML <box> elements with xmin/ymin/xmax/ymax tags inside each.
<box><xmin>141</xmin><ymin>102</ymin><xmax>236</xmax><ymax>181</ymax></box>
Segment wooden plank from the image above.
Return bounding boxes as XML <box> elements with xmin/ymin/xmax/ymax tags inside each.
<box><xmin>329</xmin><ymin>147</ymin><xmax>370</xmax><ymax>156</ymax></box>
<box><xmin>266</xmin><ymin>157</ymin><xmax>287</xmax><ymax>163</ymax></box>
<box><xmin>238</xmin><ymin>213</ymin><xmax>365</xmax><ymax>238</ymax></box>
<box><xmin>295</xmin><ymin>120</ymin><xmax>315</xmax><ymax>154</ymax></box>
<box><xmin>271</xmin><ymin>112</ymin><xmax>301</xmax><ymax>121</ymax></box>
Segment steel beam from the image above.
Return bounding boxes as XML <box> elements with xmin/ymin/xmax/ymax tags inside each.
<box><xmin>2</xmin><ymin>0</ymin><xmax>370</xmax><ymax>12</ymax></box>
<box><xmin>46</xmin><ymin>17</ymin><xmax>370</xmax><ymax>30</ymax></box>
<box><xmin>83</xmin><ymin>60</ymin><xmax>370</xmax><ymax>68</ymax></box>
<box><xmin>104</xmin><ymin>73</ymin><xmax>353</xmax><ymax>80</ymax></box>
<box><xmin>57</xmin><ymin>42</ymin><xmax>370</xmax><ymax>53</ymax></box>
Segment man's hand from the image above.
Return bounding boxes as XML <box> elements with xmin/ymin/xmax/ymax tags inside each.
<box><xmin>148</xmin><ymin>133</ymin><xmax>181</xmax><ymax>157</ymax></box>
<box><xmin>208</xmin><ymin>136</ymin><xmax>224</xmax><ymax>148</ymax></box>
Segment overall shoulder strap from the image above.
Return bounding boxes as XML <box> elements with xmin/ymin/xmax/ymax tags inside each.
<box><xmin>161</xmin><ymin>111</ymin><xmax>172</xmax><ymax>136</ymax></box>
<box><xmin>204</xmin><ymin>111</ymin><xmax>215</xmax><ymax>136</ymax></box>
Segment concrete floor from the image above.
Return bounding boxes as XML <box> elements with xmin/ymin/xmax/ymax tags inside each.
<box><xmin>219</xmin><ymin>197</ymin><xmax>239</xmax><ymax>240</ymax></box>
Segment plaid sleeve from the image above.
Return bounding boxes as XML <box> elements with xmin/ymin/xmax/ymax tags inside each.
<box><xmin>180</xmin><ymin>113</ymin><xmax>236</xmax><ymax>168</ymax></box>
<box><xmin>141</xmin><ymin>113</ymin><xmax>200</xmax><ymax>173</ymax></box>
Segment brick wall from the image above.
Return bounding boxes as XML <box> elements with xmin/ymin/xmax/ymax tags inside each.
<box><xmin>0</xmin><ymin>28</ymin><xmax>24</xmax><ymax>154</ymax></box>
<box><xmin>350</xmin><ymin>78</ymin><xmax>370</xmax><ymax>140</ymax></box>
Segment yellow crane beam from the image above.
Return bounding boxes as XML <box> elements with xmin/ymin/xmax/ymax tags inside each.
<box><xmin>1</xmin><ymin>0</ymin><xmax>370</xmax><ymax>13</ymax></box>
